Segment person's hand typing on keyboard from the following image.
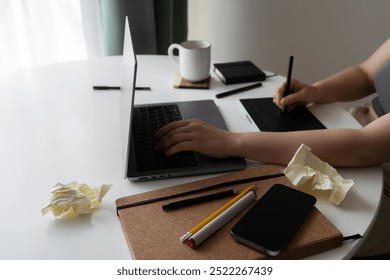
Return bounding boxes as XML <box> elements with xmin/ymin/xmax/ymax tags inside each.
<box><xmin>155</xmin><ymin>118</ymin><xmax>239</xmax><ymax>159</ymax></box>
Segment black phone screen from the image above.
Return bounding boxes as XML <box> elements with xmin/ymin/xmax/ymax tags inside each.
<box><xmin>231</xmin><ymin>184</ymin><xmax>316</xmax><ymax>256</ymax></box>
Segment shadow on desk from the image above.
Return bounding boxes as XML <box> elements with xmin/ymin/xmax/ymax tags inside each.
<box><xmin>352</xmin><ymin>252</ymin><xmax>390</xmax><ymax>260</ymax></box>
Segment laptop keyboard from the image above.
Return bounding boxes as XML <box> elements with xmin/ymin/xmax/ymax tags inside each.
<box><xmin>132</xmin><ymin>104</ymin><xmax>198</xmax><ymax>172</ymax></box>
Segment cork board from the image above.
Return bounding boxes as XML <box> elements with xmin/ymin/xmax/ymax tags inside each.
<box><xmin>173</xmin><ymin>73</ymin><xmax>211</xmax><ymax>89</ymax></box>
<box><xmin>116</xmin><ymin>165</ymin><xmax>343</xmax><ymax>259</ymax></box>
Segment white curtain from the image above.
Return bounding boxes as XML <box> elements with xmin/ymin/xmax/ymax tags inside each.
<box><xmin>79</xmin><ymin>0</ymin><xmax>103</xmax><ymax>57</ymax></box>
<box><xmin>0</xmin><ymin>0</ymin><xmax>87</xmax><ymax>75</ymax></box>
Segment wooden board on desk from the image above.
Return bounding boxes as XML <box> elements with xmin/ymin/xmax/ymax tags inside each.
<box><xmin>173</xmin><ymin>73</ymin><xmax>211</xmax><ymax>89</ymax></box>
<box><xmin>116</xmin><ymin>165</ymin><xmax>343</xmax><ymax>259</ymax></box>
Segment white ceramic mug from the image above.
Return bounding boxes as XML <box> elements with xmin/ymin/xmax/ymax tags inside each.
<box><xmin>168</xmin><ymin>40</ymin><xmax>211</xmax><ymax>82</ymax></box>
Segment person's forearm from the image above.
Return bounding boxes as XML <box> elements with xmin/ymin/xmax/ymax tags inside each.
<box><xmin>313</xmin><ymin>65</ymin><xmax>375</xmax><ymax>103</ymax></box>
<box><xmin>232</xmin><ymin>128</ymin><xmax>371</xmax><ymax>167</ymax></box>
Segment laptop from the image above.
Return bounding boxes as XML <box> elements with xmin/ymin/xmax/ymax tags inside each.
<box><xmin>120</xmin><ymin>17</ymin><xmax>246</xmax><ymax>181</ymax></box>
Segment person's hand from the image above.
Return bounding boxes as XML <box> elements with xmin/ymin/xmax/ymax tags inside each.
<box><xmin>273</xmin><ymin>79</ymin><xmax>319</xmax><ymax>111</ymax></box>
<box><xmin>155</xmin><ymin>118</ymin><xmax>237</xmax><ymax>158</ymax></box>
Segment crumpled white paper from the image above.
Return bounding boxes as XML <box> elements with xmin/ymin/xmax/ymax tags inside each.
<box><xmin>41</xmin><ymin>182</ymin><xmax>111</xmax><ymax>218</ymax></box>
<box><xmin>284</xmin><ymin>144</ymin><xmax>354</xmax><ymax>205</ymax></box>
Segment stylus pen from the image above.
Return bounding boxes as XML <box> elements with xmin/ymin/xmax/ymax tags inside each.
<box><xmin>215</xmin><ymin>82</ymin><xmax>262</xmax><ymax>99</ymax></box>
<box><xmin>162</xmin><ymin>189</ymin><xmax>237</xmax><ymax>211</ymax></box>
<box><xmin>93</xmin><ymin>86</ymin><xmax>151</xmax><ymax>90</ymax></box>
<box><xmin>186</xmin><ymin>191</ymin><xmax>257</xmax><ymax>249</ymax></box>
<box><xmin>179</xmin><ymin>184</ymin><xmax>256</xmax><ymax>243</ymax></box>
<box><xmin>283</xmin><ymin>56</ymin><xmax>294</xmax><ymax>112</ymax></box>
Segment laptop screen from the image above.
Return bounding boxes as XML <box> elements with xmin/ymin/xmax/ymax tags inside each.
<box><xmin>120</xmin><ymin>16</ymin><xmax>137</xmax><ymax>179</ymax></box>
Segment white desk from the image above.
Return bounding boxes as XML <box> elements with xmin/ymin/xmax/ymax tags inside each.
<box><xmin>0</xmin><ymin>55</ymin><xmax>382</xmax><ymax>259</ymax></box>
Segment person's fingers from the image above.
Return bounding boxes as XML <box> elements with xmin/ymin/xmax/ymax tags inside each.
<box><xmin>273</xmin><ymin>81</ymin><xmax>287</xmax><ymax>109</ymax></box>
<box><xmin>155</xmin><ymin>119</ymin><xmax>192</xmax><ymax>139</ymax></box>
<box><xmin>280</xmin><ymin>79</ymin><xmax>312</xmax><ymax>107</ymax></box>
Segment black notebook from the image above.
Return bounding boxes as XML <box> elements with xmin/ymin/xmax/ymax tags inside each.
<box><xmin>214</xmin><ymin>60</ymin><xmax>266</xmax><ymax>84</ymax></box>
<box><xmin>240</xmin><ymin>98</ymin><xmax>326</xmax><ymax>132</ymax></box>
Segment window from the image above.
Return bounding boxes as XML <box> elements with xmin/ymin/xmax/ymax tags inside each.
<box><xmin>0</xmin><ymin>0</ymin><xmax>87</xmax><ymax>75</ymax></box>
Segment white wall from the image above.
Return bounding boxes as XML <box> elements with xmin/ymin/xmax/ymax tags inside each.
<box><xmin>188</xmin><ymin>0</ymin><xmax>390</xmax><ymax>84</ymax></box>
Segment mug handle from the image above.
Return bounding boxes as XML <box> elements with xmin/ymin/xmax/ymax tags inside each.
<box><xmin>168</xmin><ymin>43</ymin><xmax>180</xmax><ymax>64</ymax></box>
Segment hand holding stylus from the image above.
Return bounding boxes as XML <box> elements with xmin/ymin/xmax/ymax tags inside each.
<box><xmin>272</xmin><ymin>57</ymin><xmax>320</xmax><ymax>111</ymax></box>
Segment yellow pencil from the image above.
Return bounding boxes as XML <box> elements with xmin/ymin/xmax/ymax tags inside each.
<box><xmin>180</xmin><ymin>184</ymin><xmax>257</xmax><ymax>242</ymax></box>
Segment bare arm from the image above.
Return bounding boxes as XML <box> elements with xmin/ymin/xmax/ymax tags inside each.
<box><xmin>234</xmin><ymin>113</ymin><xmax>390</xmax><ymax>166</ymax></box>
<box><xmin>274</xmin><ymin>38</ymin><xmax>390</xmax><ymax>109</ymax></box>
<box><xmin>155</xmin><ymin>114</ymin><xmax>390</xmax><ymax>168</ymax></box>
<box><xmin>273</xmin><ymin>67</ymin><xmax>373</xmax><ymax>110</ymax></box>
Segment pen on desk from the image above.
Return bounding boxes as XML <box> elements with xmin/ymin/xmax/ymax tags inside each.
<box><xmin>179</xmin><ymin>184</ymin><xmax>256</xmax><ymax>243</ymax></box>
<box><xmin>135</xmin><ymin>86</ymin><xmax>152</xmax><ymax>90</ymax></box>
<box><xmin>283</xmin><ymin>56</ymin><xmax>294</xmax><ymax>112</ymax></box>
<box><xmin>115</xmin><ymin>173</ymin><xmax>283</xmax><ymax>215</ymax></box>
<box><xmin>215</xmin><ymin>82</ymin><xmax>262</xmax><ymax>99</ymax></box>
<box><xmin>186</xmin><ymin>190</ymin><xmax>257</xmax><ymax>249</ymax></box>
<box><xmin>162</xmin><ymin>189</ymin><xmax>237</xmax><ymax>211</ymax></box>
<box><xmin>93</xmin><ymin>86</ymin><xmax>151</xmax><ymax>90</ymax></box>
<box><xmin>93</xmin><ymin>86</ymin><xmax>120</xmax><ymax>90</ymax></box>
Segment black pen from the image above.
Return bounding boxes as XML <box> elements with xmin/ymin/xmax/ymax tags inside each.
<box><xmin>215</xmin><ymin>82</ymin><xmax>262</xmax><ymax>99</ymax></box>
<box><xmin>135</xmin><ymin>87</ymin><xmax>152</xmax><ymax>91</ymax></box>
<box><xmin>115</xmin><ymin>172</ymin><xmax>284</xmax><ymax>214</ymax></box>
<box><xmin>283</xmin><ymin>56</ymin><xmax>294</xmax><ymax>112</ymax></box>
<box><xmin>162</xmin><ymin>189</ymin><xmax>237</xmax><ymax>211</ymax></box>
<box><xmin>93</xmin><ymin>86</ymin><xmax>151</xmax><ymax>90</ymax></box>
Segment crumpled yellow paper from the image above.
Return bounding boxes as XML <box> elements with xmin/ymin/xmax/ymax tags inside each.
<box><xmin>41</xmin><ymin>182</ymin><xmax>111</xmax><ymax>218</ymax></box>
<box><xmin>284</xmin><ymin>144</ymin><xmax>354</xmax><ymax>205</ymax></box>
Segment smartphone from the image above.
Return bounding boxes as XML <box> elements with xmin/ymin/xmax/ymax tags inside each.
<box><xmin>231</xmin><ymin>184</ymin><xmax>316</xmax><ymax>256</ymax></box>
